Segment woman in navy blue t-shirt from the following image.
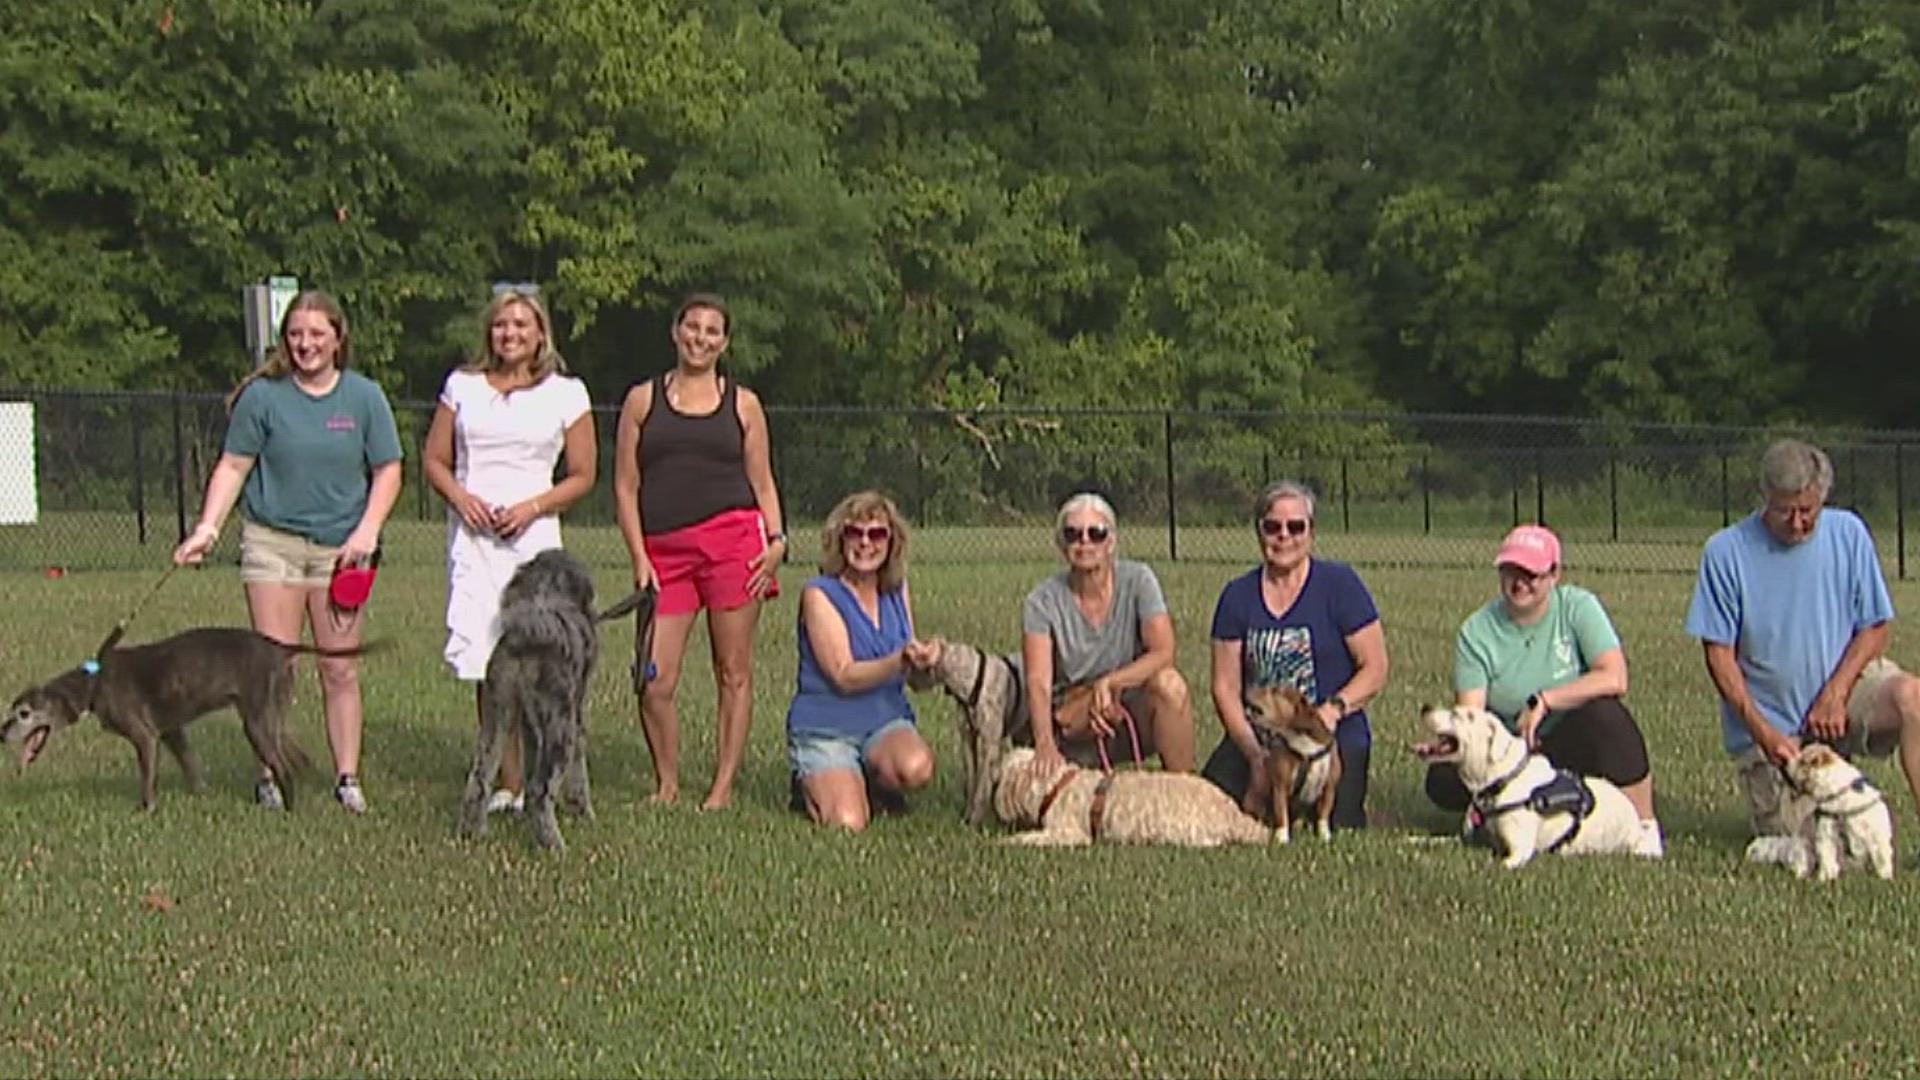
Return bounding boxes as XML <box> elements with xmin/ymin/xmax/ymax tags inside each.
<box><xmin>1200</xmin><ymin>480</ymin><xmax>1391</xmax><ymax>829</ymax></box>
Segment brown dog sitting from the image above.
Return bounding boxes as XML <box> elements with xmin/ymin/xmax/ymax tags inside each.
<box><xmin>0</xmin><ymin>628</ymin><xmax>374</xmax><ymax>810</ymax></box>
<box><xmin>1241</xmin><ymin>684</ymin><xmax>1341</xmax><ymax>843</ymax></box>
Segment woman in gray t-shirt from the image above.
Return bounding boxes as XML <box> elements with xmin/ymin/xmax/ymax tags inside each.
<box><xmin>1017</xmin><ymin>493</ymin><xmax>1195</xmax><ymax>772</ymax></box>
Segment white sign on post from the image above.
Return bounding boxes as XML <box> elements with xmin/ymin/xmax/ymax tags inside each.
<box><xmin>243</xmin><ymin>276</ymin><xmax>301</xmax><ymax>366</ymax></box>
<box><xmin>0</xmin><ymin>402</ymin><xmax>38</xmax><ymax>525</ymax></box>
<box><xmin>268</xmin><ymin>276</ymin><xmax>299</xmax><ymax>339</ymax></box>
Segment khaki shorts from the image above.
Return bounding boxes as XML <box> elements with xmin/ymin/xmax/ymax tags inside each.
<box><xmin>240</xmin><ymin>521</ymin><xmax>341</xmax><ymax>587</ymax></box>
<box><xmin>1734</xmin><ymin>656</ymin><xmax>1907</xmax><ymax>835</ymax></box>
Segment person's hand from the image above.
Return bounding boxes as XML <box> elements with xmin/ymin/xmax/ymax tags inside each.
<box><xmin>633</xmin><ymin>555</ymin><xmax>659</xmax><ymax>594</ymax></box>
<box><xmin>172</xmin><ymin>522</ymin><xmax>218</xmax><ymax>566</ymax></box>
<box><xmin>1033</xmin><ymin>740</ymin><xmax>1066</xmax><ymax>773</ymax></box>
<box><xmin>451</xmin><ymin>489</ymin><xmax>496</xmax><ymax>535</ymax></box>
<box><xmin>1764</xmin><ymin>731</ymin><xmax>1803</xmax><ymax>769</ymax></box>
<box><xmin>491</xmin><ymin>498</ymin><xmax>544</xmax><ymax>540</ymax></box>
<box><xmin>1088</xmin><ymin>676</ymin><xmax>1118</xmax><ymax>738</ymax></box>
<box><xmin>1518</xmin><ymin>695</ymin><xmax>1548</xmax><ymax>750</ymax></box>
<box><xmin>746</xmin><ymin>536</ymin><xmax>785</xmax><ymax>600</ymax></box>
<box><xmin>1316</xmin><ymin>702</ymin><xmax>1344</xmax><ymax>735</ymax></box>
<box><xmin>902</xmin><ymin>637</ymin><xmax>942</xmax><ymax>671</ymax></box>
<box><xmin>1805</xmin><ymin>691</ymin><xmax>1849</xmax><ymax>743</ymax></box>
<box><xmin>336</xmin><ymin>527</ymin><xmax>380</xmax><ymax>568</ymax></box>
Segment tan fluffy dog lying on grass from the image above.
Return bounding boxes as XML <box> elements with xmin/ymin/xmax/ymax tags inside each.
<box><xmin>991</xmin><ymin>747</ymin><xmax>1270</xmax><ymax>847</ymax></box>
<box><xmin>1241</xmin><ymin>684</ymin><xmax>1340</xmax><ymax>843</ymax></box>
<box><xmin>1744</xmin><ymin>744</ymin><xmax>1895</xmax><ymax>881</ymax></box>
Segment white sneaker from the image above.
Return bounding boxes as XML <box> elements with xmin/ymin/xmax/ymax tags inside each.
<box><xmin>1633</xmin><ymin>819</ymin><xmax>1665</xmax><ymax>859</ymax></box>
<box><xmin>485</xmin><ymin>789</ymin><xmax>525</xmax><ymax>815</ymax></box>
<box><xmin>334</xmin><ymin>775</ymin><xmax>368</xmax><ymax>814</ymax></box>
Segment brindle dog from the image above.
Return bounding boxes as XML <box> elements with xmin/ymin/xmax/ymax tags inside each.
<box><xmin>1</xmin><ymin>628</ymin><xmax>377</xmax><ymax>810</ymax></box>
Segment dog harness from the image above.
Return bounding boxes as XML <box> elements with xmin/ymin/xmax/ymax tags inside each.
<box><xmin>1809</xmin><ymin>775</ymin><xmax>1885</xmax><ymax>823</ymax></box>
<box><xmin>1251</xmin><ymin>724</ymin><xmax>1336</xmax><ymax>802</ymax></box>
<box><xmin>1035</xmin><ymin>769</ymin><xmax>1117</xmax><ymax>840</ymax></box>
<box><xmin>1472</xmin><ymin>758</ymin><xmax>1595</xmax><ymax>855</ymax></box>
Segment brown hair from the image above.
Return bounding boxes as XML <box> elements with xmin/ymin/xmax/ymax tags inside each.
<box><xmin>673</xmin><ymin>292</ymin><xmax>730</xmax><ymax>334</ymax></box>
<box><xmin>466</xmin><ymin>287</ymin><xmax>567</xmax><ymax>382</ymax></box>
<box><xmin>820</xmin><ymin>490</ymin><xmax>910</xmax><ymax>593</ymax></box>
<box><xmin>226</xmin><ymin>290</ymin><xmax>352</xmax><ymax>411</ymax></box>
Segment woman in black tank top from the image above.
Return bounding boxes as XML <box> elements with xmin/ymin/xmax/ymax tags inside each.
<box><xmin>613</xmin><ymin>293</ymin><xmax>788</xmax><ymax>810</ymax></box>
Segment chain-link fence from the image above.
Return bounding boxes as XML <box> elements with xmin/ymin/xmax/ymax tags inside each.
<box><xmin>2</xmin><ymin>388</ymin><xmax>1915</xmax><ymax>578</ymax></box>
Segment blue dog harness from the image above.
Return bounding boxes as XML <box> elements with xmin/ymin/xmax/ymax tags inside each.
<box><xmin>1472</xmin><ymin>761</ymin><xmax>1595</xmax><ymax>855</ymax></box>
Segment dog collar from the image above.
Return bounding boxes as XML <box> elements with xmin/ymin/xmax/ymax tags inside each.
<box><xmin>1035</xmin><ymin>768</ymin><xmax>1078</xmax><ymax>824</ymax></box>
<box><xmin>1813</xmin><ymin>776</ymin><xmax>1885</xmax><ymax>820</ymax></box>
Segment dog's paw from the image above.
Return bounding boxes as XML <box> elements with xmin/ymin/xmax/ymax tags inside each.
<box><xmin>1316</xmin><ymin>822</ymin><xmax>1333</xmax><ymax>842</ymax></box>
<box><xmin>1269</xmin><ymin>827</ymin><xmax>1292</xmax><ymax>846</ymax></box>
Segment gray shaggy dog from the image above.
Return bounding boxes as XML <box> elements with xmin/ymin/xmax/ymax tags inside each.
<box><xmin>455</xmin><ymin>549</ymin><xmax>652</xmax><ymax>850</ymax></box>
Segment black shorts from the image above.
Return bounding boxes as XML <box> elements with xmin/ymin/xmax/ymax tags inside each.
<box><xmin>1424</xmin><ymin>696</ymin><xmax>1650</xmax><ymax>811</ymax></box>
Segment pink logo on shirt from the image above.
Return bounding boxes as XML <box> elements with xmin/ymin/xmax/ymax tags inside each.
<box><xmin>326</xmin><ymin>414</ymin><xmax>357</xmax><ymax>432</ymax></box>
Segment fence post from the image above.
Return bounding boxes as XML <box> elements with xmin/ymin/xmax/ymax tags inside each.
<box><xmin>170</xmin><ymin>395</ymin><xmax>187</xmax><ymax>544</ymax></box>
<box><xmin>416</xmin><ymin>419</ymin><xmax>428</xmax><ymax>521</ymax></box>
<box><xmin>1510</xmin><ymin>461</ymin><xmax>1520</xmax><ymax>528</ymax></box>
<box><xmin>1728</xmin><ymin>447</ymin><xmax>1743</xmax><ymax>526</ymax></box>
<box><xmin>1534</xmin><ymin>448</ymin><xmax>1545</xmax><ymax>526</ymax></box>
<box><xmin>1340</xmin><ymin>455</ymin><xmax>1351</xmax><ymax>532</ymax></box>
<box><xmin>131</xmin><ymin>401</ymin><xmax>148</xmax><ymax>545</ymax></box>
<box><xmin>1608</xmin><ymin>451</ymin><xmax>1619</xmax><ymax>543</ymax></box>
<box><xmin>1163</xmin><ymin>411</ymin><xmax>1178</xmax><ymax>561</ymax></box>
<box><xmin>1898</xmin><ymin>442</ymin><xmax>1908</xmax><ymax>581</ymax></box>
<box><xmin>1421</xmin><ymin>453</ymin><xmax>1431</xmax><ymax>536</ymax></box>
<box><xmin>1262</xmin><ymin>446</ymin><xmax>1270</xmax><ymax>489</ymax></box>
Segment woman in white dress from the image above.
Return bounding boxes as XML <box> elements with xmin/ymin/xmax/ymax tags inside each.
<box><xmin>423</xmin><ymin>286</ymin><xmax>597</xmax><ymax>811</ymax></box>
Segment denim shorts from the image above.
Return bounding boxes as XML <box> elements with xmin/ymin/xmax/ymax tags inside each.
<box><xmin>789</xmin><ymin>718</ymin><xmax>917</xmax><ymax>779</ymax></box>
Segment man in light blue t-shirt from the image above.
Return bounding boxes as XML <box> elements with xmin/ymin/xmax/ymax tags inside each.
<box><xmin>1685</xmin><ymin>438</ymin><xmax>1920</xmax><ymax>839</ymax></box>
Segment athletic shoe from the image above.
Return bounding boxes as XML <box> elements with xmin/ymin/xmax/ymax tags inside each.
<box><xmin>334</xmin><ymin>775</ymin><xmax>368</xmax><ymax>814</ymax></box>
<box><xmin>1634</xmin><ymin>819</ymin><xmax>1666</xmax><ymax>859</ymax></box>
<box><xmin>255</xmin><ymin>777</ymin><xmax>286</xmax><ymax>811</ymax></box>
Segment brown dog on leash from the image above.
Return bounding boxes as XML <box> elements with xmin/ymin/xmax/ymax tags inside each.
<box><xmin>1</xmin><ymin>628</ymin><xmax>376</xmax><ymax>810</ymax></box>
<box><xmin>1242</xmin><ymin>684</ymin><xmax>1341</xmax><ymax>842</ymax></box>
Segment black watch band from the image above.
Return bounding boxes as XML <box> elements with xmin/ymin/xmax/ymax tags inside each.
<box><xmin>1327</xmin><ymin>694</ymin><xmax>1350</xmax><ymax>717</ymax></box>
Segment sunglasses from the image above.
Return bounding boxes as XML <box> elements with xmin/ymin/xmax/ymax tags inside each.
<box><xmin>1060</xmin><ymin>524</ymin><xmax>1112</xmax><ymax>545</ymax></box>
<box><xmin>841</xmin><ymin>523</ymin><xmax>891</xmax><ymax>544</ymax></box>
<box><xmin>1259</xmin><ymin>517</ymin><xmax>1311</xmax><ymax>538</ymax></box>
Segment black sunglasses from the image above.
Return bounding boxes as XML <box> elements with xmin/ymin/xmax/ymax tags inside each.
<box><xmin>1061</xmin><ymin>524</ymin><xmax>1112</xmax><ymax>545</ymax></box>
<box><xmin>1259</xmin><ymin>517</ymin><xmax>1311</xmax><ymax>538</ymax></box>
<box><xmin>841</xmin><ymin>523</ymin><xmax>891</xmax><ymax>544</ymax></box>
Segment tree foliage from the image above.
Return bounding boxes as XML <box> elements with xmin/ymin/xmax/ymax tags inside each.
<box><xmin>3</xmin><ymin>0</ymin><xmax>1920</xmax><ymax>428</ymax></box>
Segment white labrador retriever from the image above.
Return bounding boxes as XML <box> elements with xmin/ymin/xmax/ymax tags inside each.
<box><xmin>1743</xmin><ymin>745</ymin><xmax>1895</xmax><ymax>881</ymax></box>
<box><xmin>1416</xmin><ymin>705</ymin><xmax>1642</xmax><ymax>869</ymax></box>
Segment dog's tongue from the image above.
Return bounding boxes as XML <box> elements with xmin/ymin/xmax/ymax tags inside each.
<box><xmin>19</xmin><ymin>727</ymin><xmax>48</xmax><ymax>767</ymax></box>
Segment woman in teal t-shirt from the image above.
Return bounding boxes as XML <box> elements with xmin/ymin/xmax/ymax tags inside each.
<box><xmin>1424</xmin><ymin>525</ymin><xmax>1663</xmax><ymax>856</ymax></box>
<box><xmin>172</xmin><ymin>291</ymin><xmax>403</xmax><ymax>815</ymax></box>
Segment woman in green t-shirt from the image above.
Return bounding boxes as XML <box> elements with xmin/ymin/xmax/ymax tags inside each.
<box><xmin>1424</xmin><ymin>525</ymin><xmax>1664</xmax><ymax>857</ymax></box>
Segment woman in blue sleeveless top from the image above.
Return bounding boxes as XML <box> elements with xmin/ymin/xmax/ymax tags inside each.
<box><xmin>787</xmin><ymin>491</ymin><xmax>940</xmax><ymax>829</ymax></box>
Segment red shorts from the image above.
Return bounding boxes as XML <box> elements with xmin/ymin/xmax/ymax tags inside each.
<box><xmin>644</xmin><ymin>507</ymin><xmax>777</xmax><ymax>617</ymax></box>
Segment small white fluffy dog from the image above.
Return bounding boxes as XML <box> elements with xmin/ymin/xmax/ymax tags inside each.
<box><xmin>1416</xmin><ymin>705</ymin><xmax>1643</xmax><ymax>869</ymax></box>
<box><xmin>1743</xmin><ymin>745</ymin><xmax>1895</xmax><ymax>881</ymax></box>
<box><xmin>992</xmin><ymin>747</ymin><xmax>1270</xmax><ymax>847</ymax></box>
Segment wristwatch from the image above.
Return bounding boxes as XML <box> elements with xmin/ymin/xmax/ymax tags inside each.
<box><xmin>1526</xmin><ymin>692</ymin><xmax>1545</xmax><ymax>713</ymax></box>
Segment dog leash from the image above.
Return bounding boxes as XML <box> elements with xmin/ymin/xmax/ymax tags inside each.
<box><xmin>92</xmin><ymin>563</ymin><xmax>181</xmax><ymax>659</ymax></box>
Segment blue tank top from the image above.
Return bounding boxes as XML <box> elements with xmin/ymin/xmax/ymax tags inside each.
<box><xmin>786</xmin><ymin>575</ymin><xmax>915</xmax><ymax>739</ymax></box>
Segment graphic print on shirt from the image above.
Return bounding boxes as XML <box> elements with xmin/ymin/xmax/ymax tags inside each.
<box><xmin>1245</xmin><ymin>625</ymin><xmax>1318</xmax><ymax>700</ymax></box>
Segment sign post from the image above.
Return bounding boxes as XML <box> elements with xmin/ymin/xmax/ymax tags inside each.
<box><xmin>242</xmin><ymin>275</ymin><xmax>300</xmax><ymax>366</ymax></box>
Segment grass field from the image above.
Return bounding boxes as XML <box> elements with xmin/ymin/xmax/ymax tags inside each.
<box><xmin>3</xmin><ymin>523</ymin><xmax>1920</xmax><ymax>1077</ymax></box>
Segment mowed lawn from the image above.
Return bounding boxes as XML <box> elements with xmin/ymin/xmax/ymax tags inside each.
<box><xmin>3</xmin><ymin>523</ymin><xmax>1919</xmax><ymax>1078</ymax></box>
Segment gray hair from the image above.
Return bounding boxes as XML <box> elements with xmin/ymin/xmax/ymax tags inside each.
<box><xmin>1255</xmin><ymin>480</ymin><xmax>1317</xmax><ymax>524</ymax></box>
<box><xmin>1055</xmin><ymin>492</ymin><xmax>1117</xmax><ymax>537</ymax></box>
<box><xmin>1759</xmin><ymin>439</ymin><xmax>1833</xmax><ymax>499</ymax></box>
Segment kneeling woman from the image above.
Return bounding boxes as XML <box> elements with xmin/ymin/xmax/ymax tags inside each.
<box><xmin>1425</xmin><ymin>525</ymin><xmax>1664</xmax><ymax>856</ymax></box>
<box><xmin>787</xmin><ymin>491</ymin><xmax>940</xmax><ymax>830</ymax></box>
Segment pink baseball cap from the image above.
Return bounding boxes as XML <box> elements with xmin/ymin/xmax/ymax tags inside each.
<box><xmin>1495</xmin><ymin>525</ymin><xmax>1560</xmax><ymax>575</ymax></box>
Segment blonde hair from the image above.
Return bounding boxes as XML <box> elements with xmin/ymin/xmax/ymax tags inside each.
<box><xmin>467</xmin><ymin>288</ymin><xmax>566</xmax><ymax>382</ymax></box>
<box><xmin>226</xmin><ymin>290</ymin><xmax>351</xmax><ymax>411</ymax></box>
<box><xmin>820</xmin><ymin>490</ymin><xmax>910</xmax><ymax>593</ymax></box>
